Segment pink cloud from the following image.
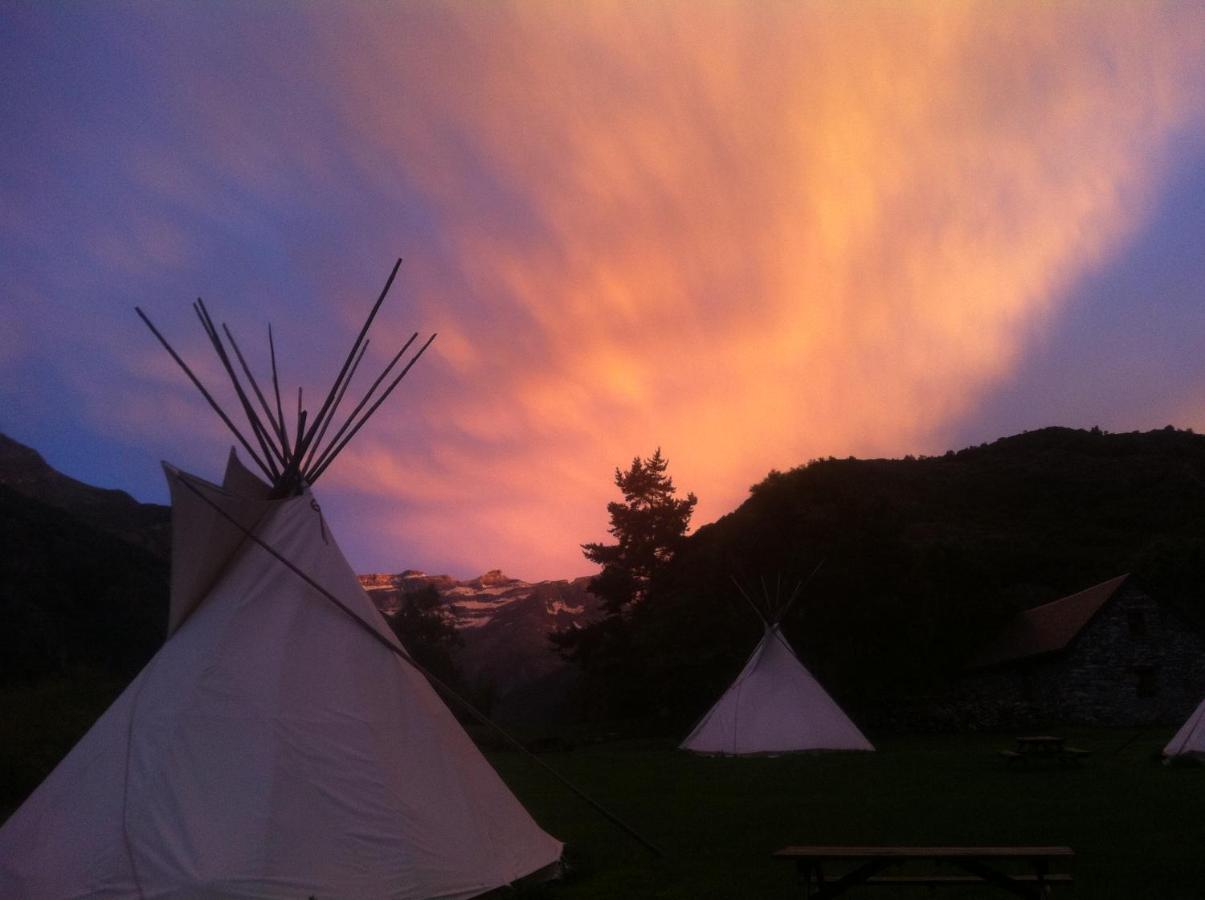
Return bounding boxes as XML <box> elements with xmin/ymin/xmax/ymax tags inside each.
<box><xmin>276</xmin><ymin>4</ymin><xmax>1205</xmax><ymax>578</ymax></box>
<box><xmin>19</xmin><ymin>4</ymin><xmax>1202</xmax><ymax>580</ymax></box>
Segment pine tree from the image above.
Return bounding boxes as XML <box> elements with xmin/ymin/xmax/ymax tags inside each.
<box><xmin>581</xmin><ymin>448</ymin><xmax>697</xmax><ymax>615</ymax></box>
<box><xmin>552</xmin><ymin>449</ymin><xmax>696</xmax><ymax>718</ymax></box>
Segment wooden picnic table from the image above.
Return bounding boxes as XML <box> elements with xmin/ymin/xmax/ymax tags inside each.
<box><xmin>773</xmin><ymin>845</ymin><xmax>1074</xmax><ymax>898</ymax></box>
<box><xmin>1001</xmin><ymin>736</ymin><xmax>1091</xmax><ymax>766</ymax></box>
<box><xmin>1016</xmin><ymin>735</ymin><xmax>1065</xmax><ymax>753</ymax></box>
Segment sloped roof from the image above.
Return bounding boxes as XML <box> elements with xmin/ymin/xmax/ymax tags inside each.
<box><xmin>969</xmin><ymin>574</ymin><xmax>1130</xmax><ymax>668</ymax></box>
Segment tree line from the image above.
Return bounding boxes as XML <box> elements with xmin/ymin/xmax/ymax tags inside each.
<box><xmin>554</xmin><ymin>427</ymin><xmax>1205</xmax><ymax>731</ymax></box>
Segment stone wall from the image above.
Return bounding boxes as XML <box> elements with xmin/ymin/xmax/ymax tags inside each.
<box><xmin>868</xmin><ymin>584</ymin><xmax>1205</xmax><ymax>733</ymax></box>
<box><xmin>945</xmin><ymin>584</ymin><xmax>1205</xmax><ymax>730</ymax></box>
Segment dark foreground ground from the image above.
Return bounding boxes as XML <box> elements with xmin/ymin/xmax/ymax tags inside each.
<box><xmin>5</xmin><ymin>678</ymin><xmax>1204</xmax><ymax>898</ymax></box>
<box><xmin>493</xmin><ymin>727</ymin><xmax>1205</xmax><ymax>899</ymax></box>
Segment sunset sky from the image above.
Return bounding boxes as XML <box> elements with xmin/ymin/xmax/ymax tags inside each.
<box><xmin>3</xmin><ymin>3</ymin><xmax>1205</xmax><ymax>581</ymax></box>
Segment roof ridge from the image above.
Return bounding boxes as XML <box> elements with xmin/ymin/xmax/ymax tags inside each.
<box><xmin>968</xmin><ymin>573</ymin><xmax>1130</xmax><ymax>669</ymax></box>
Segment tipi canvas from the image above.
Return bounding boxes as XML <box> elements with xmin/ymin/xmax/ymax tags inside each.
<box><xmin>1165</xmin><ymin>697</ymin><xmax>1205</xmax><ymax>762</ymax></box>
<box><xmin>1</xmin><ymin>264</ymin><xmax>562</xmax><ymax>898</ymax></box>
<box><xmin>681</xmin><ymin>625</ymin><xmax>873</xmax><ymax>754</ymax></box>
<box><xmin>0</xmin><ymin>456</ymin><xmax>561</xmax><ymax>898</ymax></box>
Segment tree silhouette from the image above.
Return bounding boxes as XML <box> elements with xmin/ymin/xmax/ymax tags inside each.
<box><xmin>552</xmin><ymin>449</ymin><xmax>695</xmax><ymax>718</ymax></box>
<box><xmin>388</xmin><ymin>585</ymin><xmax>463</xmax><ymax>688</ymax></box>
<box><xmin>582</xmin><ymin>448</ymin><xmax>698</xmax><ymax>615</ymax></box>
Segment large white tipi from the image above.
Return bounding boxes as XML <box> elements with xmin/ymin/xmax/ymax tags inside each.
<box><xmin>681</xmin><ymin>622</ymin><xmax>873</xmax><ymax>755</ymax></box>
<box><xmin>1164</xmin><ymin>697</ymin><xmax>1205</xmax><ymax>762</ymax></box>
<box><xmin>0</xmin><ymin>263</ymin><xmax>562</xmax><ymax>898</ymax></box>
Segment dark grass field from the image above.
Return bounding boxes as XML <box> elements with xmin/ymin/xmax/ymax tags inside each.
<box><xmin>489</xmin><ymin>729</ymin><xmax>1205</xmax><ymax>898</ymax></box>
<box><xmin>4</xmin><ymin>681</ymin><xmax>1204</xmax><ymax>898</ymax></box>
<box><xmin>0</xmin><ymin>674</ymin><xmax>130</xmax><ymax>821</ymax></box>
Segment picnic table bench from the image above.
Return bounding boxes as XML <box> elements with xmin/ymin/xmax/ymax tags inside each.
<box><xmin>773</xmin><ymin>845</ymin><xmax>1074</xmax><ymax>898</ymax></box>
<box><xmin>1000</xmin><ymin>736</ymin><xmax>1091</xmax><ymax>767</ymax></box>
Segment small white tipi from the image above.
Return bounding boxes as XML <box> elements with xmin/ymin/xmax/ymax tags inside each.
<box><xmin>0</xmin><ymin>266</ymin><xmax>562</xmax><ymax>898</ymax></box>
<box><xmin>1164</xmin><ymin>697</ymin><xmax>1205</xmax><ymax>762</ymax></box>
<box><xmin>681</xmin><ymin>622</ymin><xmax>873</xmax><ymax>755</ymax></box>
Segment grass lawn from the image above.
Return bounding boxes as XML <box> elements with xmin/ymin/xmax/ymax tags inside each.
<box><xmin>490</xmin><ymin>729</ymin><xmax>1205</xmax><ymax>898</ymax></box>
<box><xmin>0</xmin><ymin>674</ymin><xmax>129</xmax><ymax>820</ymax></box>
<box><xmin>5</xmin><ymin>680</ymin><xmax>1204</xmax><ymax>898</ymax></box>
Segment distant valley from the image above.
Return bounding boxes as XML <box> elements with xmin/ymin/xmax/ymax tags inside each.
<box><xmin>360</xmin><ymin>569</ymin><xmax>600</xmax><ymax>722</ymax></box>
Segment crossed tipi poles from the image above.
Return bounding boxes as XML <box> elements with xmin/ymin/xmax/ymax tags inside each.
<box><xmin>136</xmin><ymin>258</ymin><xmax>436</xmax><ymax>497</ymax></box>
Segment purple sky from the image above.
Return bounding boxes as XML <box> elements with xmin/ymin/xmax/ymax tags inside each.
<box><xmin>3</xmin><ymin>4</ymin><xmax>1204</xmax><ymax>581</ymax></box>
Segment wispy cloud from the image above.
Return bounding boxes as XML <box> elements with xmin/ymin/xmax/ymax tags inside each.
<box><xmin>315</xmin><ymin>3</ymin><xmax>1204</xmax><ymax>576</ymax></box>
<box><xmin>3</xmin><ymin>3</ymin><xmax>1203</xmax><ymax>579</ymax></box>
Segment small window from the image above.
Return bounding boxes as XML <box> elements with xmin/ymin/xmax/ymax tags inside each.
<box><xmin>1127</xmin><ymin>610</ymin><xmax>1147</xmax><ymax>637</ymax></box>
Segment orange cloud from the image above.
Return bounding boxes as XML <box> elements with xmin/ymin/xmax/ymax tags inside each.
<box><xmin>84</xmin><ymin>3</ymin><xmax>1201</xmax><ymax>581</ymax></box>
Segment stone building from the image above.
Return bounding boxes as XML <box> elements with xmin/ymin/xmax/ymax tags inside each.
<box><xmin>950</xmin><ymin>574</ymin><xmax>1205</xmax><ymax>729</ymax></box>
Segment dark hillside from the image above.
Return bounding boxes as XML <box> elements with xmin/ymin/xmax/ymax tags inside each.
<box><xmin>0</xmin><ymin>435</ymin><xmax>168</xmax><ymax>684</ymax></box>
<box><xmin>615</xmin><ymin>427</ymin><xmax>1205</xmax><ymax>729</ymax></box>
<box><xmin>0</xmin><ymin>433</ymin><xmax>169</xmax><ymax>557</ymax></box>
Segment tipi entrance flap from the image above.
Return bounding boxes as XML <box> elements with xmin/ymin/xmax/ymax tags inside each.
<box><xmin>221</xmin><ymin>447</ymin><xmax>271</xmax><ymax>499</ymax></box>
<box><xmin>165</xmin><ymin>462</ymin><xmax>277</xmax><ymax>637</ymax></box>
